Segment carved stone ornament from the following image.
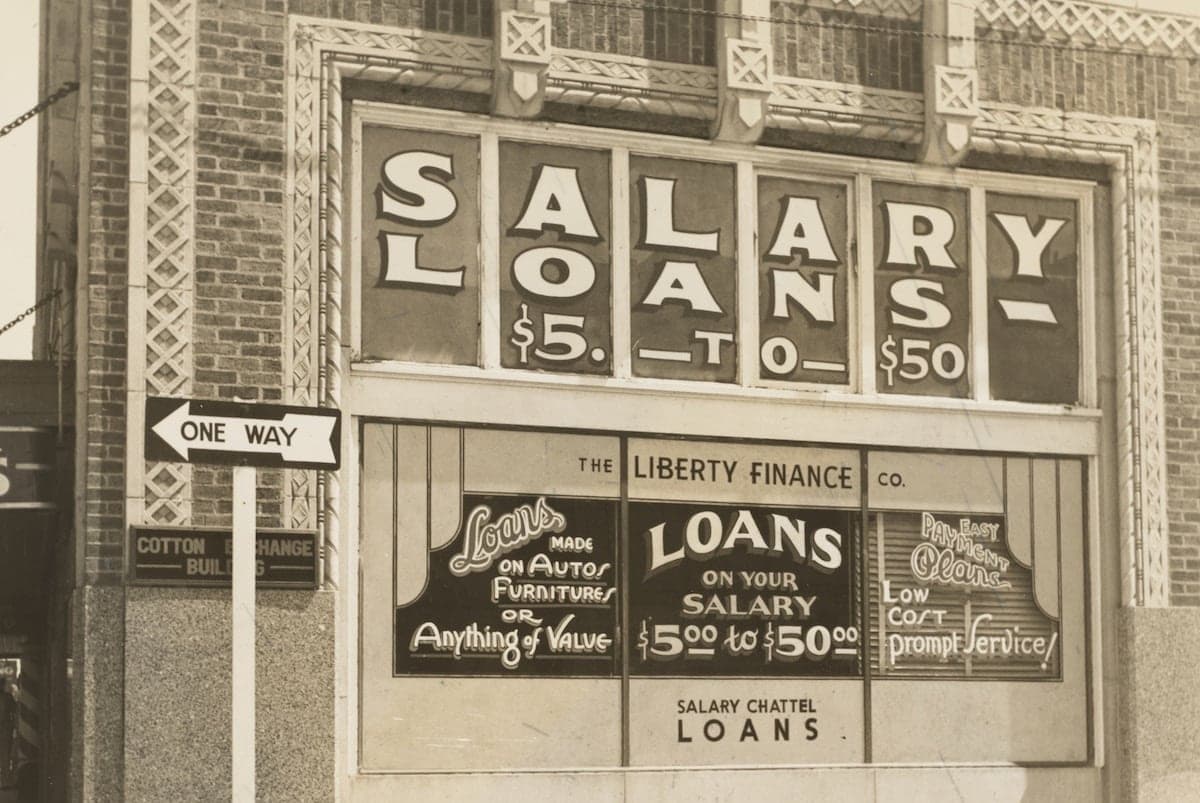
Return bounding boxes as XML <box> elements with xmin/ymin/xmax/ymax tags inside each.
<box><xmin>499</xmin><ymin>11</ymin><xmax>550</xmax><ymax>65</ymax></box>
<box><xmin>725</xmin><ymin>38</ymin><xmax>771</xmax><ymax>93</ymax></box>
<box><xmin>713</xmin><ymin>38</ymin><xmax>773</xmax><ymax>142</ymax></box>
<box><xmin>494</xmin><ymin>10</ymin><xmax>552</xmax><ymax>115</ymax></box>
<box><xmin>934</xmin><ymin>65</ymin><xmax>978</xmax><ymax>118</ymax></box>
<box><xmin>127</xmin><ymin>0</ymin><xmax>198</xmax><ymax>531</ymax></box>
<box><xmin>931</xmin><ymin>64</ymin><xmax>979</xmax><ymax>152</ymax></box>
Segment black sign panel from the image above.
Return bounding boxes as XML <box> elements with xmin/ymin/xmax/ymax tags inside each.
<box><xmin>145</xmin><ymin>396</ymin><xmax>341</xmax><ymax>469</ymax></box>
<box><xmin>627</xmin><ymin>502</ymin><xmax>860</xmax><ymax>677</ymax></box>
<box><xmin>0</xmin><ymin>427</ymin><xmax>56</xmax><ymax>509</ymax></box>
<box><xmin>395</xmin><ymin>494</ymin><xmax>619</xmax><ymax>677</ymax></box>
<box><xmin>128</xmin><ymin>526</ymin><xmax>319</xmax><ymax>588</ymax></box>
<box><xmin>986</xmin><ymin>192</ymin><xmax>1079</xmax><ymax>404</ymax></box>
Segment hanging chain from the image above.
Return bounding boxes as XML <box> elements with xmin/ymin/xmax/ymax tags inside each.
<box><xmin>0</xmin><ymin>81</ymin><xmax>79</xmax><ymax>140</ymax></box>
<box><xmin>0</xmin><ymin>289</ymin><xmax>61</xmax><ymax>339</ymax></box>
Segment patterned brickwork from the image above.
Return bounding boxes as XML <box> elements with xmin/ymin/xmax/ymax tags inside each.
<box><xmin>771</xmin><ymin>3</ymin><xmax>922</xmax><ymax>90</ymax></box>
<box><xmin>976</xmin><ymin>43</ymin><xmax>1200</xmax><ymax>606</ymax></box>
<box><xmin>85</xmin><ymin>0</ymin><xmax>133</xmax><ymax>583</ymax></box>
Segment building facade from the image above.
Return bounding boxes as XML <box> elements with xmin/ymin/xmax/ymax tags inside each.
<box><xmin>14</xmin><ymin>0</ymin><xmax>1200</xmax><ymax>799</ymax></box>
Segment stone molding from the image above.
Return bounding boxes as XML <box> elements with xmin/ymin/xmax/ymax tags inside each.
<box><xmin>126</xmin><ymin>0</ymin><xmax>197</xmax><ymax>533</ymax></box>
<box><xmin>546</xmin><ymin>49</ymin><xmax>717</xmax><ymax>118</ymax></box>
<box><xmin>977</xmin><ymin>0</ymin><xmax>1200</xmax><ymax>56</ymax></box>
<box><xmin>781</xmin><ymin>0</ymin><xmax>1200</xmax><ymax>60</ymax></box>
<box><xmin>286</xmin><ymin>16</ymin><xmax>1168</xmax><ymax>605</ymax></box>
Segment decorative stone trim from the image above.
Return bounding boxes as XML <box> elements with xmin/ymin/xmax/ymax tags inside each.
<box><xmin>779</xmin><ymin>0</ymin><xmax>922</xmax><ymax>20</ymax></box>
<box><xmin>499</xmin><ymin>10</ymin><xmax>552</xmax><ymax>64</ymax></box>
<box><xmin>127</xmin><ymin>0</ymin><xmax>197</xmax><ymax>531</ymax></box>
<box><xmin>934</xmin><ymin>64</ymin><xmax>978</xmax><ymax>117</ymax></box>
<box><xmin>769</xmin><ymin>77</ymin><xmax>924</xmax><ymax>141</ymax></box>
<box><xmin>494</xmin><ymin>7</ymin><xmax>553</xmax><ymax>115</ymax></box>
<box><xmin>977</xmin><ymin>0</ymin><xmax>1200</xmax><ymax>56</ymax></box>
<box><xmin>546</xmin><ymin>49</ymin><xmax>718</xmax><ymax>119</ymax></box>
<box><xmin>920</xmin><ymin>0</ymin><xmax>978</xmax><ymax>165</ymax></box>
<box><xmin>725</xmin><ymin>38</ymin><xmax>772</xmax><ymax>93</ymax></box>
<box><xmin>287</xmin><ymin>14</ymin><xmax>1168</xmax><ymax>606</ymax></box>
<box><xmin>713</xmin><ymin>0</ymin><xmax>773</xmax><ymax>142</ymax></box>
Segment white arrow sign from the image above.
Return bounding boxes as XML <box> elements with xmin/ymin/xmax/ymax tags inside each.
<box><xmin>150</xmin><ymin>400</ymin><xmax>338</xmax><ymax>466</ymax></box>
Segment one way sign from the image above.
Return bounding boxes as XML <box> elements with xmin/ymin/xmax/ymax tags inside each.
<box><xmin>146</xmin><ymin>397</ymin><xmax>341</xmax><ymax>470</ymax></box>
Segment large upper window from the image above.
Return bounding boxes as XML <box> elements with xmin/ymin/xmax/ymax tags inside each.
<box><xmin>351</xmin><ymin>105</ymin><xmax>1095</xmax><ymax>409</ymax></box>
<box><xmin>346</xmin><ymin>105</ymin><xmax>1099</xmax><ymax>773</ymax></box>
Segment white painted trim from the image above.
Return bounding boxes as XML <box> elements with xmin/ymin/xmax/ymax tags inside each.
<box><xmin>1079</xmin><ymin>188</ymin><xmax>1098</xmax><ymax>409</ymax></box>
<box><xmin>125</xmin><ymin>0</ymin><xmax>149</xmax><ymax>535</ymax></box>
<box><xmin>610</xmin><ymin>148</ymin><xmax>631</xmax><ymax>380</ymax></box>
<box><xmin>348</xmin><ymin>370</ymin><xmax>1100</xmax><ymax>455</ymax></box>
<box><xmin>855</xmin><ymin>175</ymin><xmax>876</xmax><ymax>396</ymax></box>
<box><xmin>736</xmin><ymin>160</ymin><xmax>757</xmax><ymax>388</ymax></box>
<box><xmin>480</xmin><ymin>132</ymin><xmax>501</xmax><ymax>370</ymax></box>
<box><xmin>348</xmin><ymin>115</ymin><xmax>364</xmax><ymax>360</ymax></box>
<box><xmin>969</xmin><ymin>186</ymin><xmax>989</xmax><ymax>401</ymax></box>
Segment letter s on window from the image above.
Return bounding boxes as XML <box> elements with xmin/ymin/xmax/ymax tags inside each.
<box><xmin>378</xmin><ymin>151</ymin><xmax>458</xmax><ymax>224</ymax></box>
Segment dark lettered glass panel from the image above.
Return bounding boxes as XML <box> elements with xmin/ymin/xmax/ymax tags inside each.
<box><xmin>392</xmin><ymin>427</ymin><xmax>622</xmax><ymax>678</ymax></box>
<box><xmin>987</xmin><ymin>193</ymin><xmax>1079</xmax><ymax>404</ymax></box>
<box><xmin>627</xmin><ymin>502</ymin><xmax>860</xmax><ymax>677</ymax></box>
<box><xmin>757</xmin><ymin>177</ymin><xmax>850</xmax><ymax>385</ymax></box>
<box><xmin>396</xmin><ymin>494</ymin><xmax>619</xmax><ymax>676</ymax></box>
<box><xmin>499</xmin><ymin>141</ymin><xmax>612</xmax><ymax>375</ymax></box>
<box><xmin>630</xmin><ymin>156</ymin><xmax>737</xmax><ymax>382</ymax></box>
<box><xmin>360</xmin><ymin>126</ymin><xmax>480</xmax><ymax>365</ymax></box>
<box><xmin>873</xmin><ymin>182</ymin><xmax>970</xmax><ymax>398</ymax></box>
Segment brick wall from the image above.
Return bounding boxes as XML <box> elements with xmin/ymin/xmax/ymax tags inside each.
<box><xmin>83</xmin><ymin>0</ymin><xmax>131</xmax><ymax>584</ymax></box>
<box><xmin>975</xmin><ymin>40</ymin><xmax>1200</xmax><ymax>605</ymax></box>
<box><xmin>191</xmin><ymin>0</ymin><xmax>290</xmax><ymax>526</ymax></box>
<box><xmin>552</xmin><ymin>1</ymin><xmax>715</xmax><ymax>64</ymax></box>
<box><xmin>772</xmin><ymin>4</ymin><xmax>922</xmax><ymax>91</ymax></box>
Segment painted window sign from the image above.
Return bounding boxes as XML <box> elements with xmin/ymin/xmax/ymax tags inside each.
<box><xmin>388</xmin><ymin>428</ymin><xmax>620</xmax><ymax>677</ymax></box>
<box><xmin>361</xmin><ymin>127</ymin><xmax>481</xmax><ymax>365</ymax></box>
<box><xmin>987</xmin><ymin>193</ymin><xmax>1080</xmax><ymax>403</ymax></box>
<box><xmin>629</xmin><ymin>157</ymin><xmax>737</xmax><ymax>382</ymax></box>
<box><xmin>756</xmin><ymin>178</ymin><xmax>850</xmax><ymax>384</ymax></box>
<box><xmin>867</xmin><ymin>453</ymin><xmax>1074</xmax><ymax>680</ymax></box>
<box><xmin>626</xmin><ymin>439</ymin><xmax>860</xmax><ymax>678</ymax></box>
<box><xmin>499</xmin><ymin>142</ymin><xmax>613</xmax><ymax>374</ymax></box>
<box><xmin>383</xmin><ymin>432</ymin><xmax>1079</xmax><ymax>683</ymax></box>
<box><xmin>362</xmin><ymin>424</ymin><xmax>1090</xmax><ymax>769</ymax></box>
<box><xmin>357</xmin><ymin>122</ymin><xmax>1088</xmax><ymax>405</ymax></box>
<box><xmin>873</xmin><ymin>182</ymin><xmax>971</xmax><ymax>398</ymax></box>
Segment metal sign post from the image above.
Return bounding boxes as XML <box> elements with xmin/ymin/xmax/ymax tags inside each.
<box><xmin>232</xmin><ymin>465</ymin><xmax>256</xmax><ymax>802</ymax></box>
<box><xmin>144</xmin><ymin>396</ymin><xmax>341</xmax><ymax>802</ymax></box>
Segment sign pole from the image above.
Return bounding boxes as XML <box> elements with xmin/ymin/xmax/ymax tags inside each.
<box><xmin>143</xmin><ymin>395</ymin><xmax>340</xmax><ymax>799</ymax></box>
<box><xmin>232</xmin><ymin>465</ymin><xmax>256</xmax><ymax>801</ymax></box>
